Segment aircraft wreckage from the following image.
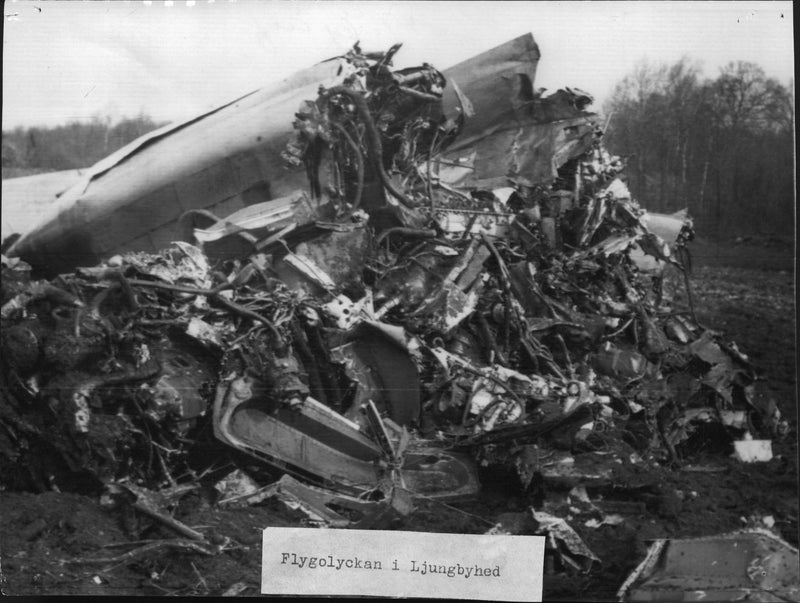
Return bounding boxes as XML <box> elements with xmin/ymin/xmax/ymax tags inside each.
<box><xmin>1</xmin><ymin>34</ymin><xmax>793</xmax><ymax>589</ymax></box>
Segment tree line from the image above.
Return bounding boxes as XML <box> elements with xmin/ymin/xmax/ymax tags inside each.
<box><xmin>2</xmin><ymin>114</ymin><xmax>166</xmax><ymax>178</ymax></box>
<box><xmin>602</xmin><ymin>59</ymin><xmax>794</xmax><ymax>238</ymax></box>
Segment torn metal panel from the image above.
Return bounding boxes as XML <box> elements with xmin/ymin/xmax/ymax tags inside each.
<box><xmin>631</xmin><ymin>208</ymin><xmax>693</xmax><ymax>274</ymax></box>
<box><xmin>440</xmin><ymin>34</ymin><xmax>541</xmax><ymax>148</ymax></box>
<box><xmin>641</xmin><ymin>209</ymin><xmax>692</xmax><ymax>243</ymax></box>
<box><xmin>437</xmin><ymin>117</ymin><xmax>596</xmax><ymax>190</ymax></box>
<box><xmin>619</xmin><ymin>529</ymin><xmax>800</xmax><ymax>602</ymax></box>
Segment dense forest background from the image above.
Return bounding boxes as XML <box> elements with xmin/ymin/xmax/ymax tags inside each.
<box><xmin>2</xmin><ymin>58</ymin><xmax>794</xmax><ymax>238</ymax></box>
<box><xmin>603</xmin><ymin>59</ymin><xmax>794</xmax><ymax>238</ymax></box>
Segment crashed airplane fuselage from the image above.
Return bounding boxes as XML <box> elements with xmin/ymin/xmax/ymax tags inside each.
<box><xmin>5</xmin><ymin>33</ymin><xmax>777</xmax><ymax>519</ymax></box>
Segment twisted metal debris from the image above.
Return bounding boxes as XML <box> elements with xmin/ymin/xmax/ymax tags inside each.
<box><xmin>0</xmin><ymin>36</ymin><xmax>789</xmax><ymax>579</ymax></box>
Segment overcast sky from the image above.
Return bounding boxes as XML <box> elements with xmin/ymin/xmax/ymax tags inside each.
<box><xmin>2</xmin><ymin>0</ymin><xmax>794</xmax><ymax>130</ymax></box>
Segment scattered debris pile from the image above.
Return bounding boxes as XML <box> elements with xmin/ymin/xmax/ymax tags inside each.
<box><xmin>0</xmin><ymin>38</ymin><xmax>792</xmax><ymax>592</ymax></box>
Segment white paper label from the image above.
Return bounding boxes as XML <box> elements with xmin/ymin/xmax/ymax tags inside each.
<box><xmin>261</xmin><ymin>527</ymin><xmax>545</xmax><ymax>601</ymax></box>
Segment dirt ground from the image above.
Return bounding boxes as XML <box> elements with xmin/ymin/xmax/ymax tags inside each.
<box><xmin>0</xmin><ymin>237</ymin><xmax>796</xmax><ymax>600</ymax></box>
